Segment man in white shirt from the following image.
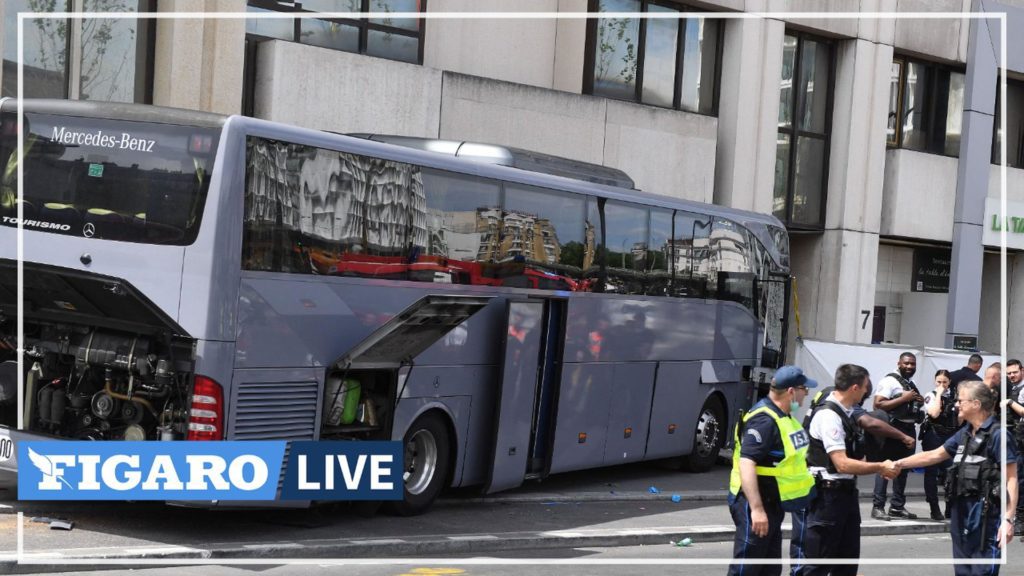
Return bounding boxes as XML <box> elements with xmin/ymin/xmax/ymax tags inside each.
<box><xmin>791</xmin><ymin>364</ymin><xmax>898</xmax><ymax>576</ymax></box>
<box><xmin>871</xmin><ymin>352</ymin><xmax>923</xmax><ymax>520</ymax></box>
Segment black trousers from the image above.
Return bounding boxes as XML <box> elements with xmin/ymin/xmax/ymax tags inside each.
<box><xmin>791</xmin><ymin>486</ymin><xmax>860</xmax><ymax>576</ymax></box>
<box><xmin>872</xmin><ymin>420</ymin><xmax>916</xmax><ymax>510</ymax></box>
<box><xmin>728</xmin><ymin>493</ymin><xmax>786</xmax><ymax>576</ymax></box>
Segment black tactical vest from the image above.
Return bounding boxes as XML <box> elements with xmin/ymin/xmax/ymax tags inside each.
<box><xmin>805</xmin><ymin>400</ymin><xmax>864</xmax><ymax>473</ymax></box>
<box><xmin>885</xmin><ymin>372</ymin><xmax>924</xmax><ymax>423</ymax></box>
<box><xmin>946</xmin><ymin>424</ymin><xmax>1001</xmax><ymax>508</ymax></box>
<box><xmin>929</xmin><ymin>384</ymin><xmax>961</xmax><ymax>436</ymax></box>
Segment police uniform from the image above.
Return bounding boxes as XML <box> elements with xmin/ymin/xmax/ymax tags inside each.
<box><xmin>872</xmin><ymin>372</ymin><xmax>921</xmax><ymax>516</ymax></box>
<box><xmin>921</xmin><ymin>383</ymin><xmax>961</xmax><ymax>514</ymax></box>
<box><xmin>943</xmin><ymin>416</ymin><xmax>1019</xmax><ymax>576</ymax></box>
<box><xmin>1009</xmin><ymin>380</ymin><xmax>1024</xmax><ymax>533</ymax></box>
<box><xmin>792</xmin><ymin>393</ymin><xmax>863</xmax><ymax>576</ymax></box>
<box><xmin>728</xmin><ymin>397</ymin><xmax>814</xmax><ymax>576</ymax></box>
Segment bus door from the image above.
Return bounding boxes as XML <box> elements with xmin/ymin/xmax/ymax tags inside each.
<box><xmin>484</xmin><ymin>298</ymin><xmax>565</xmax><ymax>494</ymax></box>
<box><xmin>758</xmin><ymin>272</ymin><xmax>791</xmax><ymax>370</ymax></box>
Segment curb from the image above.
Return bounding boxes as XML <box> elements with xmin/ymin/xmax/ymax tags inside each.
<box><xmin>438</xmin><ymin>489</ymin><xmax>931</xmax><ymax>505</ymax></box>
<box><xmin>0</xmin><ymin>518</ymin><xmax>951</xmax><ymax>572</ymax></box>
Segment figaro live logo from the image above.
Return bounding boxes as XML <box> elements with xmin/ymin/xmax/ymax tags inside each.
<box><xmin>17</xmin><ymin>441</ymin><xmax>402</xmax><ymax>501</ymax></box>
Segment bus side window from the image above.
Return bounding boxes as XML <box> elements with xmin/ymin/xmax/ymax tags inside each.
<box><xmin>420</xmin><ymin>168</ymin><xmax>501</xmax><ymax>286</ymax></box>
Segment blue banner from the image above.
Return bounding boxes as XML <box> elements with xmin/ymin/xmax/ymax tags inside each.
<box><xmin>280</xmin><ymin>441</ymin><xmax>403</xmax><ymax>501</ymax></box>
<box><xmin>18</xmin><ymin>441</ymin><xmax>286</xmax><ymax>501</ymax></box>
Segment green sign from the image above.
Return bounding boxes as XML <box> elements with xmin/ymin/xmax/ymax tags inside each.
<box><xmin>87</xmin><ymin>163</ymin><xmax>104</xmax><ymax>178</ymax></box>
<box><xmin>991</xmin><ymin>214</ymin><xmax>1024</xmax><ymax>233</ymax></box>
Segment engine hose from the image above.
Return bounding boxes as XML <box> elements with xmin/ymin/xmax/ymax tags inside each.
<box><xmin>105</xmin><ymin>379</ymin><xmax>157</xmax><ymax>418</ymax></box>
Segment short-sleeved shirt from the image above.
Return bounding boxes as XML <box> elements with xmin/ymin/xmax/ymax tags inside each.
<box><xmin>948</xmin><ymin>367</ymin><xmax>979</xmax><ymax>388</ymax></box>
<box><xmin>808</xmin><ymin>394</ymin><xmax>856</xmax><ymax>480</ymax></box>
<box><xmin>942</xmin><ymin>416</ymin><xmax>1019</xmax><ymax>475</ymax></box>
<box><xmin>739</xmin><ymin>398</ymin><xmax>786</xmax><ymax>465</ymax></box>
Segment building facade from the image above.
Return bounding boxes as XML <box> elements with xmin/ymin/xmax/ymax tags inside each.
<box><xmin>2</xmin><ymin>0</ymin><xmax>1023</xmax><ymax>356</ymax></box>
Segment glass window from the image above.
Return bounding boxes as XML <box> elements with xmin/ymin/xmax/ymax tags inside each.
<box><xmin>245</xmin><ymin>5</ymin><xmax>296</xmax><ymax>41</ymax></box>
<box><xmin>710</xmin><ymin>218</ymin><xmax>755</xmax><ymax>311</ymax></box>
<box><xmin>993</xmin><ymin>77</ymin><xmax>1024</xmax><ymax>169</ymax></box>
<box><xmin>300</xmin><ymin>19</ymin><xmax>359</xmax><ymax>51</ymax></box>
<box><xmin>245</xmin><ymin>0</ymin><xmax>423</xmax><ymax>65</ymax></box>
<box><xmin>3</xmin><ymin>0</ymin><xmax>69</xmax><ymax>99</ymax></box>
<box><xmin>592</xmin><ymin>0</ymin><xmax>640</xmax><ymax>102</ymax></box>
<box><xmin>773</xmin><ymin>32</ymin><xmax>832</xmax><ymax>230</ymax></box>
<box><xmin>421</xmin><ymin>169</ymin><xmax>500</xmax><ymax>265</ymax></box>
<box><xmin>1</xmin><ymin>112</ymin><xmax>219</xmax><ymax>246</ymax></box>
<box><xmin>648</xmin><ymin>208</ymin><xmax>673</xmax><ymax>295</ymax></box>
<box><xmin>588</xmin><ymin>0</ymin><xmax>720</xmax><ymax>115</ymax></box>
<box><xmin>366</xmin><ymin>29</ymin><xmax>420</xmax><ymax>64</ymax></box>
<box><xmin>674</xmin><ymin>210</ymin><xmax>711</xmax><ymax>298</ymax></box>
<box><xmin>603</xmin><ymin>200</ymin><xmax>648</xmax><ymax>295</ymax></box>
<box><xmin>641</xmin><ymin>4</ymin><xmax>677</xmax><ymax>108</ymax></box>
<box><xmin>501</xmin><ymin>185</ymin><xmax>587</xmax><ymax>291</ymax></box>
<box><xmin>889</xmin><ymin>58</ymin><xmax>965</xmax><ymax>157</ymax></box>
<box><xmin>679</xmin><ymin>16</ymin><xmax>718</xmax><ymax>114</ymax></box>
<box><xmin>887</xmin><ymin>61</ymin><xmax>902</xmax><ymax>146</ymax></box>
<box><xmin>4</xmin><ymin>0</ymin><xmax>153</xmax><ymax>102</ymax></box>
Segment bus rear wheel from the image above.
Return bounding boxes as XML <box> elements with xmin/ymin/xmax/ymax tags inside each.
<box><xmin>682</xmin><ymin>397</ymin><xmax>724</xmax><ymax>473</ymax></box>
<box><xmin>386</xmin><ymin>412</ymin><xmax>451</xmax><ymax>516</ymax></box>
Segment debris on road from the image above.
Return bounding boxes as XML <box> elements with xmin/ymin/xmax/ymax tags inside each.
<box><xmin>30</xmin><ymin>516</ymin><xmax>74</xmax><ymax>530</ymax></box>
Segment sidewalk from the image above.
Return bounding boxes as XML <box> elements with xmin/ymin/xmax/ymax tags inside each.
<box><xmin>442</xmin><ymin>458</ymin><xmax>933</xmax><ymax>506</ymax></box>
<box><xmin>0</xmin><ymin>498</ymin><xmax>951</xmax><ymax>570</ymax></box>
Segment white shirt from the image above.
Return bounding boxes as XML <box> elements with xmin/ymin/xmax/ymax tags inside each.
<box><xmin>808</xmin><ymin>394</ymin><xmax>856</xmax><ymax>480</ymax></box>
<box><xmin>876</xmin><ymin>373</ymin><xmax>917</xmax><ymax>423</ymax></box>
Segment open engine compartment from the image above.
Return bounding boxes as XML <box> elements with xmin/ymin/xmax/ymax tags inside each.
<box><xmin>0</xmin><ymin>317</ymin><xmax>195</xmax><ymax>441</ymax></box>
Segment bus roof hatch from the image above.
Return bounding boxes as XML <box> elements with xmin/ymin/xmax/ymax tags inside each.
<box><xmin>332</xmin><ymin>295</ymin><xmax>491</xmax><ymax>370</ymax></box>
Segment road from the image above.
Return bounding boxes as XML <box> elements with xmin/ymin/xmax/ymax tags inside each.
<box><xmin>0</xmin><ymin>459</ymin><xmax>981</xmax><ymax>573</ymax></box>
<box><xmin>15</xmin><ymin>534</ymin><xmax>1010</xmax><ymax>576</ymax></box>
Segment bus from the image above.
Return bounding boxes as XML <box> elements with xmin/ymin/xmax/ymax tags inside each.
<box><xmin>0</xmin><ymin>99</ymin><xmax>791</xmax><ymax>515</ymax></box>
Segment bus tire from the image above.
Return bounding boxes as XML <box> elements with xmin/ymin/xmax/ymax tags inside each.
<box><xmin>387</xmin><ymin>412</ymin><xmax>451</xmax><ymax>516</ymax></box>
<box><xmin>682</xmin><ymin>396</ymin><xmax>725</xmax><ymax>473</ymax></box>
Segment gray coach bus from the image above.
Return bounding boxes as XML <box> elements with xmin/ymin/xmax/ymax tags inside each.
<box><xmin>0</xmin><ymin>99</ymin><xmax>791</xmax><ymax>515</ymax></box>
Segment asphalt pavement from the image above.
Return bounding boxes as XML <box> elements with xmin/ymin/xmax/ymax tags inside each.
<box><xmin>0</xmin><ymin>459</ymin><xmax>954</xmax><ymax>573</ymax></box>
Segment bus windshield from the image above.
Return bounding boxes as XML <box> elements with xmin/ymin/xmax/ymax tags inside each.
<box><xmin>0</xmin><ymin>112</ymin><xmax>219</xmax><ymax>245</ymax></box>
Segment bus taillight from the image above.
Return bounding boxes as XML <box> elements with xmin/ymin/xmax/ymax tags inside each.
<box><xmin>187</xmin><ymin>375</ymin><xmax>224</xmax><ymax>441</ymax></box>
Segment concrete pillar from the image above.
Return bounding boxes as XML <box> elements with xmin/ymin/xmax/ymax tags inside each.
<box><xmin>945</xmin><ymin>8</ymin><xmax>998</xmax><ymax>348</ymax></box>
<box><xmin>713</xmin><ymin>17</ymin><xmax>785</xmax><ymax>214</ymax></box>
<box><xmin>792</xmin><ymin>39</ymin><xmax>891</xmax><ymax>344</ymax></box>
<box><xmin>153</xmin><ymin>0</ymin><xmax>245</xmax><ymax>114</ymax></box>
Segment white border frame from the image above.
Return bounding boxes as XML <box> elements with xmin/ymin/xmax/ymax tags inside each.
<box><xmin>11</xmin><ymin>8</ymin><xmax>1010</xmax><ymax>568</ymax></box>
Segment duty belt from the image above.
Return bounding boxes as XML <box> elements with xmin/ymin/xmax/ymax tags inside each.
<box><xmin>814</xmin><ymin>477</ymin><xmax>857</xmax><ymax>491</ymax></box>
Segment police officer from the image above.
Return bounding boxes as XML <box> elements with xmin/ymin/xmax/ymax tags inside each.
<box><xmin>1000</xmin><ymin>358</ymin><xmax>1024</xmax><ymax>534</ymax></box>
<box><xmin>893</xmin><ymin>380</ymin><xmax>1018</xmax><ymax>576</ymax></box>
<box><xmin>727</xmin><ymin>366</ymin><xmax>816</xmax><ymax>576</ymax></box>
<box><xmin>792</xmin><ymin>364</ymin><xmax>898</xmax><ymax>576</ymax></box>
<box><xmin>871</xmin><ymin>352</ymin><xmax>924</xmax><ymax>520</ymax></box>
<box><xmin>922</xmin><ymin>369</ymin><xmax>961</xmax><ymax>520</ymax></box>
<box><xmin>789</xmin><ymin>379</ymin><xmax>915</xmax><ymax>571</ymax></box>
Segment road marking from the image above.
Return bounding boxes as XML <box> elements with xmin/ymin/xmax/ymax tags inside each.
<box><xmin>350</xmin><ymin>538</ymin><xmax>408</xmax><ymax>545</ymax></box>
<box><xmin>446</xmin><ymin>535</ymin><xmax>500</xmax><ymax>541</ymax></box>
<box><xmin>243</xmin><ymin>542</ymin><xmax>305</xmax><ymax>549</ymax></box>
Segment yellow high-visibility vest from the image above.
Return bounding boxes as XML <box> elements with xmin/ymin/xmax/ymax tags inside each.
<box><xmin>729</xmin><ymin>402</ymin><xmax>814</xmax><ymax>511</ymax></box>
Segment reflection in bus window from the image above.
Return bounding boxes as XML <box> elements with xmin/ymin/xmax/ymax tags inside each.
<box><xmin>603</xmin><ymin>200</ymin><xmax>648</xmax><ymax>295</ymax></box>
<box><xmin>711</xmin><ymin>217</ymin><xmax>756</xmax><ymax>311</ymax></box>
<box><xmin>502</xmin><ymin>184</ymin><xmax>590</xmax><ymax>290</ymax></box>
<box><xmin>672</xmin><ymin>211</ymin><xmax>711</xmax><ymax>298</ymax></box>
<box><xmin>648</xmin><ymin>208</ymin><xmax>673</xmax><ymax>296</ymax></box>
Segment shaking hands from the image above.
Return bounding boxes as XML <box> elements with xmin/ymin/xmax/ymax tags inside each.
<box><xmin>880</xmin><ymin>460</ymin><xmax>902</xmax><ymax>480</ymax></box>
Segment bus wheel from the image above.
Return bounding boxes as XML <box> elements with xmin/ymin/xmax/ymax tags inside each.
<box><xmin>682</xmin><ymin>397</ymin><xmax>724</xmax><ymax>473</ymax></box>
<box><xmin>387</xmin><ymin>412</ymin><xmax>451</xmax><ymax>516</ymax></box>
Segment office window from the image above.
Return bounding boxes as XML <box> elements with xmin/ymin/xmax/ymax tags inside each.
<box><xmin>993</xmin><ymin>77</ymin><xmax>1024</xmax><ymax>169</ymax></box>
<box><xmin>2</xmin><ymin>0</ymin><xmax>154</xmax><ymax>102</ymax></box>
<box><xmin>585</xmin><ymin>0</ymin><xmax>720</xmax><ymax>115</ymax></box>
<box><xmin>887</xmin><ymin>57</ymin><xmax>965</xmax><ymax>157</ymax></box>
<box><xmin>246</xmin><ymin>0</ymin><xmax>425</xmax><ymax>65</ymax></box>
<box><xmin>773</xmin><ymin>32</ymin><xmax>833</xmax><ymax>230</ymax></box>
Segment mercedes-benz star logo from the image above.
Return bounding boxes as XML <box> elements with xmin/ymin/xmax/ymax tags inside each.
<box><xmin>83</xmin><ymin>222</ymin><xmax>95</xmax><ymax>238</ymax></box>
